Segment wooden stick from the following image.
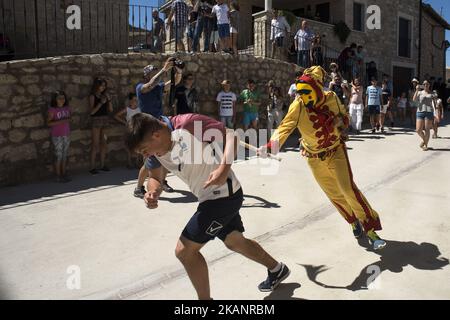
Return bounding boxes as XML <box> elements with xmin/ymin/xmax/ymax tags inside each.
<box><xmin>239</xmin><ymin>141</ymin><xmax>282</xmax><ymax>162</ymax></box>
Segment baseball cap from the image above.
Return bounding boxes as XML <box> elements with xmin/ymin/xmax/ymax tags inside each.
<box><xmin>143</xmin><ymin>65</ymin><xmax>158</xmax><ymax>77</ymax></box>
<box><xmin>221</xmin><ymin>80</ymin><xmax>230</xmax><ymax>85</ymax></box>
<box><xmin>411</xmin><ymin>78</ymin><xmax>419</xmax><ymax>83</ymax></box>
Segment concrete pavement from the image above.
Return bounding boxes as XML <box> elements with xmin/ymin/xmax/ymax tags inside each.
<box><xmin>1</xmin><ymin>122</ymin><xmax>450</xmax><ymax>300</ymax></box>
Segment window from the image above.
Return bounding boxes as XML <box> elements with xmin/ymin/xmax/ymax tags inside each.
<box><xmin>398</xmin><ymin>17</ymin><xmax>412</xmax><ymax>58</ymax></box>
<box><xmin>315</xmin><ymin>3</ymin><xmax>330</xmax><ymax>23</ymax></box>
<box><xmin>353</xmin><ymin>2</ymin><xmax>364</xmax><ymax>31</ymax></box>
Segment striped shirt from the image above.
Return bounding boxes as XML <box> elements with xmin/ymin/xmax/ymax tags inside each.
<box><xmin>172</xmin><ymin>0</ymin><xmax>189</xmax><ymax>28</ymax></box>
<box><xmin>216</xmin><ymin>91</ymin><xmax>237</xmax><ymax>117</ymax></box>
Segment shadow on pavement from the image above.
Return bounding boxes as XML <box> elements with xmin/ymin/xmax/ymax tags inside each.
<box><xmin>242</xmin><ymin>194</ymin><xmax>281</xmax><ymax>209</ymax></box>
<box><xmin>263</xmin><ymin>283</ymin><xmax>305</xmax><ymax>300</ymax></box>
<box><xmin>299</xmin><ymin>239</ymin><xmax>449</xmax><ymax>291</ymax></box>
<box><xmin>0</xmin><ymin>168</ymin><xmax>139</xmax><ymax>208</ymax></box>
<box><xmin>159</xmin><ymin>189</ymin><xmax>197</xmax><ymax>204</ymax></box>
<box><xmin>427</xmin><ymin>147</ymin><xmax>450</xmax><ymax>151</ymax></box>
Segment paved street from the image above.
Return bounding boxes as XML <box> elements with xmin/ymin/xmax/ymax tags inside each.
<box><xmin>1</xmin><ymin>122</ymin><xmax>450</xmax><ymax>300</ymax></box>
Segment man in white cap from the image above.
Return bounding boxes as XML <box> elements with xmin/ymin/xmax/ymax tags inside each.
<box><xmin>408</xmin><ymin>78</ymin><xmax>420</xmax><ymax>127</ymax></box>
<box><xmin>133</xmin><ymin>57</ymin><xmax>183</xmax><ymax>198</ymax></box>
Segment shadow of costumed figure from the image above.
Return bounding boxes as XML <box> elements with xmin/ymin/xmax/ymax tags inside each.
<box><xmin>300</xmin><ymin>240</ymin><xmax>449</xmax><ymax>291</ymax></box>
<box><xmin>262</xmin><ymin>66</ymin><xmax>386</xmax><ymax>250</ymax></box>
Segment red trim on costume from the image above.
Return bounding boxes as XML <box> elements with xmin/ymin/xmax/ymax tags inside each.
<box><xmin>332</xmin><ymin>200</ymin><xmax>357</xmax><ymax>224</ymax></box>
<box><xmin>342</xmin><ymin>145</ymin><xmax>382</xmax><ymax>231</ymax></box>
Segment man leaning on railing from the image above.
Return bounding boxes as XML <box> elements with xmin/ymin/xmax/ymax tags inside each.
<box><xmin>294</xmin><ymin>20</ymin><xmax>314</xmax><ymax>68</ymax></box>
<box><xmin>270</xmin><ymin>10</ymin><xmax>290</xmax><ymax>60</ymax></box>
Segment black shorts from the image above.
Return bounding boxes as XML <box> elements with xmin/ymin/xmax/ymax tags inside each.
<box><xmin>182</xmin><ymin>188</ymin><xmax>245</xmax><ymax>244</ymax></box>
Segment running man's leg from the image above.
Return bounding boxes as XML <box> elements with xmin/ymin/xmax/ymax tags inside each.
<box><xmin>175</xmin><ymin>237</ymin><xmax>210</xmax><ymax>300</ymax></box>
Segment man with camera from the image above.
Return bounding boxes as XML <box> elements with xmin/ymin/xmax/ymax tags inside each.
<box><xmin>132</xmin><ymin>57</ymin><xmax>184</xmax><ymax>198</ymax></box>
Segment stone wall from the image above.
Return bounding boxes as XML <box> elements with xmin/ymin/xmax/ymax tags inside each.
<box><xmin>0</xmin><ymin>52</ymin><xmax>300</xmax><ymax>187</ymax></box>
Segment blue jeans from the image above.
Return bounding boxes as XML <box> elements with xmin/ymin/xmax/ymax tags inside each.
<box><xmin>193</xmin><ymin>16</ymin><xmax>211</xmax><ymax>52</ymax></box>
<box><xmin>297</xmin><ymin>50</ymin><xmax>310</xmax><ymax>68</ymax></box>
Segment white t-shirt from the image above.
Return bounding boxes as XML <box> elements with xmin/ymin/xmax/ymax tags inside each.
<box><xmin>212</xmin><ymin>4</ymin><xmax>229</xmax><ymax>25</ymax></box>
<box><xmin>288</xmin><ymin>83</ymin><xmax>297</xmax><ymax>97</ymax></box>
<box><xmin>126</xmin><ymin>106</ymin><xmax>141</xmax><ymax>122</ymax></box>
<box><xmin>156</xmin><ymin>114</ymin><xmax>241</xmax><ymax>203</ymax></box>
<box><xmin>216</xmin><ymin>91</ymin><xmax>237</xmax><ymax>117</ymax></box>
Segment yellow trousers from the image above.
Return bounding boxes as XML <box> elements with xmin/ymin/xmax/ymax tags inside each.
<box><xmin>307</xmin><ymin>144</ymin><xmax>382</xmax><ymax>231</ymax></box>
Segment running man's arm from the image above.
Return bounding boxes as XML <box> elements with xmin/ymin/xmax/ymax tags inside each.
<box><xmin>144</xmin><ymin>166</ymin><xmax>164</xmax><ymax>209</ymax></box>
<box><xmin>204</xmin><ymin>129</ymin><xmax>237</xmax><ymax>189</ymax></box>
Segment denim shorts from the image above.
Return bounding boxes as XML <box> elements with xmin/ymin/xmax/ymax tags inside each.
<box><xmin>368</xmin><ymin>105</ymin><xmax>380</xmax><ymax>115</ymax></box>
<box><xmin>416</xmin><ymin>111</ymin><xmax>434</xmax><ymax>121</ymax></box>
<box><xmin>217</xmin><ymin>23</ymin><xmax>230</xmax><ymax>38</ymax></box>
<box><xmin>243</xmin><ymin>112</ymin><xmax>258</xmax><ymax>126</ymax></box>
<box><xmin>144</xmin><ymin>155</ymin><xmax>162</xmax><ymax>170</ymax></box>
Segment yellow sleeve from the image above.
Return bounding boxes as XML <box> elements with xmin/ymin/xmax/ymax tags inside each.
<box><xmin>269</xmin><ymin>99</ymin><xmax>301</xmax><ymax>150</ymax></box>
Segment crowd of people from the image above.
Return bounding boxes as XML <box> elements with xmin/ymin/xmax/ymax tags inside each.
<box><xmin>160</xmin><ymin>0</ymin><xmax>240</xmax><ymax>54</ymax></box>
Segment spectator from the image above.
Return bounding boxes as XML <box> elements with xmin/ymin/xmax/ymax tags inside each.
<box><xmin>380</xmin><ymin>80</ymin><xmax>394</xmax><ymax>132</ymax></box>
<box><xmin>338</xmin><ymin>43</ymin><xmax>356</xmax><ymax>79</ymax></box>
<box><xmin>114</xmin><ymin>93</ymin><xmax>142</xmax><ymax>169</ymax></box>
<box><xmin>134</xmin><ymin>59</ymin><xmax>183</xmax><ymax>197</ymax></box>
<box><xmin>173</xmin><ymin>73</ymin><xmax>199</xmax><ymax>115</ymax></box>
<box><xmin>366</xmin><ymin>78</ymin><xmax>383</xmax><ymax>133</ymax></box>
<box><xmin>216</xmin><ymin>79</ymin><xmax>237</xmax><ymax>129</ymax></box>
<box><xmin>294</xmin><ymin>20</ymin><xmax>314</xmax><ymax>68</ymax></box>
<box><xmin>310</xmin><ymin>35</ymin><xmax>323</xmax><ymax>67</ymax></box>
<box><xmin>348</xmin><ymin>78</ymin><xmax>364</xmax><ymax>134</ymax></box>
<box><xmin>396</xmin><ymin>92</ymin><xmax>408</xmax><ymax>124</ymax></box>
<box><xmin>288</xmin><ymin>70</ymin><xmax>303</xmax><ymax>101</ymax></box>
<box><xmin>89</xmin><ymin>78</ymin><xmax>113</xmax><ymax>175</ymax></box>
<box><xmin>432</xmin><ymin>91</ymin><xmax>444</xmax><ymax>139</ymax></box>
<box><xmin>355</xmin><ymin>45</ymin><xmax>364</xmax><ymax>79</ymax></box>
<box><xmin>210</xmin><ymin>11</ymin><xmax>219</xmax><ymax>52</ymax></box>
<box><xmin>186</xmin><ymin>0</ymin><xmax>198</xmax><ymax>52</ymax></box>
<box><xmin>168</xmin><ymin>0</ymin><xmax>189</xmax><ymax>52</ymax></box>
<box><xmin>413</xmin><ymin>80</ymin><xmax>434</xmax><ymax>151</ymax></box>
<box><xmin>267</xmin><ymin>81</ymin><xmax>285</xmax><ymax>137</ymax></box>
<box><xmin>329</xmin><ymin>62</ymin><xmax>342</xmax><ymax>80</ymax></box>
<box><xmin>152</xmin><ymin>10</ymin><xmax>165</xmax><ymax>53</ymax></box>
<box><xmin>229</xmin><ymin>1</ymin><xmax>240</xmax><ymax>55</ymax></box>
<box><xmin>329</xmin><ymin>74</ymin><xmax>350</xmax><ymax>106</ymax></box>
<box><xmin>240</xmin><ymin>79</ymin><xmax>261</xmax><ymax>130</ymax></box>
<box><xmin>408</xmin><ymin>78</ymin><xmax>419</xmax><ymax>127</ymax></box>
<box><xmin>47</xmin><ymin>90</ymin><xmax>71</xmax><ymax>183</ymax></box>
<box><xmin>212</xmin><ymin>0</ymin><xmax>232</xmax><ymax>53</ymax></box>
<box><xmin>270</xmin><ymin>10</ymin><xmax>290</xmax><ymax>60</ymax></box>
<box><xmin>366</xmin><ymin>61</ymin><xmax>378</xmax><ymax>86</ymax></box>
<box><xmin>382</xmin><ymin>74</ymin><xmax>393</xmax><ymax>95</ymax></box>
<box><xmin>192</xmin><ymin>0</ymin><xmax>213</xmax><ymax>52</ymax></box>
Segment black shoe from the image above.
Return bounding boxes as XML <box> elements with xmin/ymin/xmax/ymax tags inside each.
<box><xmin>371</xmin><ymin>128</ymin><xmax>376</xmax><ymax>133</ymax></box>
<box><xmin>381</xmin><ymin>127</ymin><xmax>385</xmax><ymax>133</ymax></box>
<box><xmin>258</xmin><ymin>263</ymin><xmax>291</xmax><ymax>292</ymax></box>
<box><xmin>162</xmin><ymin>180</ymin><xmax>174</xmax><ymax>193</ymax></box>
<box><xmin>100</xmin><ymin>166</ymin><xmax>110</xmax><ymax>172</ymax></box>
<box><xmin>352</xmin><ymin>221</ymin><xmax>363</xmax><ymax>238</ymax></box>
<box><xmin>390</xmin><ymin>122</ymin><xmax>394</xmax><ymax>128</ymax></box>
<box><xmin>134</xmin><ymin>186</ymin><xmax>146</xmax><ymax>198</ymax></box>
<box><xmin>376</xmin><ymin>124</ymin><xmax>380</xmax><ymax>131</ymax></box>
<box><xmin>89</xmin><ymin>169</ymin><xmax>99</xmax><ymax>175</ymax></box>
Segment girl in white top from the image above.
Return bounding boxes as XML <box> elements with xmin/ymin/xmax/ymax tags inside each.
<box><xmin>114</xmin><ymin>93</ymin><xmax>142</xmax><ymax>167</ymax></box>
<box><xmin>348</xmin><ymin>78</ymin><xmax>364</xmax><ymax>133</ymax></box>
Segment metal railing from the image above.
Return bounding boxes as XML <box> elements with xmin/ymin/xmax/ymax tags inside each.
<box><xmin>0</xmin><ymin>1</ymin><xmax>165</xmax><ymax>61</ymax></box>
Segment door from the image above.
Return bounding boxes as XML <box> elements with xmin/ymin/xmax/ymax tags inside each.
<box><xmin>393</xmin><ymin>66</ymin><xmax>414</xmax><ymax>98</ymax></box>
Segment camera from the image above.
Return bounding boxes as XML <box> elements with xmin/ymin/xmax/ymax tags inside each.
<box><xmin>169</xmin><ymin>57</ymin><xmax>185</xmax><ymax>69</ymax></box>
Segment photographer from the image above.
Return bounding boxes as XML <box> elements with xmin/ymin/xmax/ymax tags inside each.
<box><xmin>133</xmin><ymin>57</ymin><xmax>184</xmax><ymax>198</ymax></box>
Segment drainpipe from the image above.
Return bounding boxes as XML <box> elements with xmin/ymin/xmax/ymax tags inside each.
<box><xmin>418</xmin><ymin>0</ymin><xmax>422</xmax><ymax>79</ymax></box>
<box><xmin>265</xmin><ymin>0</ymin><xmax>272</xmax><ymax>12</ymax></box>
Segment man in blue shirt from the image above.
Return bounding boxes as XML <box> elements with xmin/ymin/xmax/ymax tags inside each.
<box><xmin>365</xmin><ymin>78</ymin><xmax>383</xmax><ymax>133</ymax></box>
<box><xmin>134</xmin><ymin>58</ymin><xmax>183</xmax><ymax>197</ymax></box>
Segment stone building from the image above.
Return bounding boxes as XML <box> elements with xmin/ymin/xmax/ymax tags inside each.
<box><xmin>0</xmin><ymin>0</ymin><xmax>129</xmax><ymax>59</ymax></box>
<box><xmin>161</xmin><ymin>0</ymin><xmax>449</xmax><ymax>96</ymax></box>
<box><xmin>419</xmin><ymin>3</ymin><xmax>450</xmax><ymax>83</ymax></box>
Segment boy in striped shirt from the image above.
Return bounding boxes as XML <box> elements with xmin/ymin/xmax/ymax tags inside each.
<box><xmin>216</xmin><ymin>79</ymin><xmax>237</xmax><ymax>129</ymax></box>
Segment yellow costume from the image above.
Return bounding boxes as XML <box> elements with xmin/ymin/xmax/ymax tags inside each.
<box><xmin>267</xmin><ymin>66</ymin><xmax>382</xmax><ymax>233</ymax></box>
